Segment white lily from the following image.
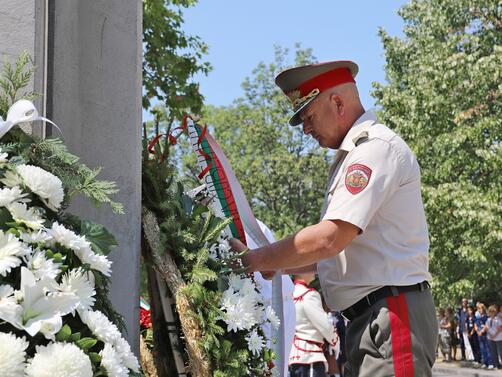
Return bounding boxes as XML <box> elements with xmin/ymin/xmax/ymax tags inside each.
<box><xmin>0</xmin><ymin>284</ymin><xmax>23</xmax><ymax>327</ymax></box>
<box><xmin>19</xmin><ymin>267</ymin><xmax>79</xmax><ymax>336</ymax></box>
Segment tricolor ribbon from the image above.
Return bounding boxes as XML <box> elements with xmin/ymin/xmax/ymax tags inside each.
<box><xmin>182</xmin><ymin>116</ymin><xmax>286</xmax><ymax>376</ymax></box>
<box><xmin>0</xmin><ymin>99</ymin><xmax>61</xmax><ymax>139</ymax></box>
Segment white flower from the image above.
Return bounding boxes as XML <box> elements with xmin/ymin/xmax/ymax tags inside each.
<box><xmin>100</xmin><ymin>343</ymin><xmax>129</xmax><ymax>377</ymax></box>
<box><xmin>59</xmin><ymin>268</ymin><xmax>95</xmax><ymax>312</ymax></box>
<box><xmin>7</xmin><ymin>202</ymin><xmax>45</xmax><ymax>230</ymax></box>
<box><xmin>19</xmin><ymin>267</ymin><xmax>79</xmax><ymax>336</ymax></box>
<box><xmin>24</xmin><ymin>249</ymin><xmax>62</xmax><ymax>280</ymax></box>
<box><xmin>48</xmin><ymin>222</ymin><xmax>83</xmax><ymax>250</ymax></box>
<box><xmin>16</xmin><ymin>165</ymin><xmax>64</xmax><ymax>211</ymax></box>
<box><xmin>0</xmin><ymin>229</ymin><xmax>30</xmax><ymax>276</ymax></box>
<box><xmin>114</xmin><ymin>337</ymin><xmax>140</xmax><ymax>372</ymax></box>
<box><xmin>0</xmin><ymin>186</ymin><xmax>28</xmax><ymax>206</ymax></box>
<box><xmin>1</xmin><ymin>169</ymin><xmax>23</xmax><ymax>187</ymax></box>
<box><xmin>228</xmin><ymin>273</ymin><xmax>245</xmax><ymax>291</ymax></box>
<box><xmin>0</xmin><ymin>148</ymin><xmax>8</xmax><ymax>163</ymax></box>
<box><xmin>25</xmin><ymin>342</ymin><xmax>93</xmax><ymax>377</ymax></box>
<box><xmin>245</xmin><ymin>329</ymin><xmax>264</xmax><ymax>356</ymax></box>
<box><xmin>221</xmin><ymin>289</ymin><xmax>239</xmax><ymax>309</ymax></box>
<box><xmin>79</xmin><ymin>309</ymin><xmax>122</xmax><ymax>344</ymax></box>
<box><xmin>38</xmin><ymin>315</ymin><xmax>63</xmax><ymax>341</ymax></box>
<box><xmin>0</xmin><ymin>332</ymin><xmax>29</xmax><ymax>377</ymax></box>
<box><xmin>48</xmin><ymin>223</ymin><xmax>112</xmax><ymax>276</ymax></box>
<box><xmin>85</xmin><ymin>252</ymin><xmax>112</xmax><ymax>277</ymax></box>
<box><xmin>264</xmin><ymin>306</ymin><xmax>280</xmax><ymax>329</ymax></box>
<box><xmin>0</xmin><ymin>285</ymin><xmax>22</xmax><ymax>326</ymax></box>
<box><xmin>20</xmin><ymin>229</ymin><xmax>53</xmax><ymax>244</ymax></box>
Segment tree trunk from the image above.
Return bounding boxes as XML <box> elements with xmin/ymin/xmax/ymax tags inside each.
<box><xmin>142</xmin><ymin>207</ymin><xmax>211</xmax><ymax>377</ymax></box>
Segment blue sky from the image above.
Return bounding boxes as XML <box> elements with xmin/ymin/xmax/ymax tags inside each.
<box><xmin>181</xmin><ymin>0</ymin><xmax>409</xmax><ymax>110</ymax></box>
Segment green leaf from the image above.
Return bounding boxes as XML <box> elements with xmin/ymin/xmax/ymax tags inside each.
<box><xmin>69</xmin><ymin>332</ymin><xmax>81</xmax><ymax>342</ymax></box>
<box><xmin>55</xmin><ymin>324</ymin><xmax>71</xmax><ymax>342</ymax></box>
<box><xmin>79</xmin><ymin>220</ymin><xmax>117</xmax><ymax>255</ymax></box>
<box><xmin>76</xmin><ymin>337</ymin><xmax>97</xmax><ymax>351</ymax></box>
<box><xmin>0</xmin><ymin>208</ymin><xmax>14</xmax><ymax>231</ymax></box>
<box><xmin>88</xmin><ymin>352</ymin><xmax>101</xmax><ymax>364</ymax></box>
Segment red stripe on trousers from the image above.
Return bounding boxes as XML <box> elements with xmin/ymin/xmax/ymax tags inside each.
<box><xmin>386</xmin><ymin>294</ymin><xmax>414</xmax><ymax>377</ymax></box>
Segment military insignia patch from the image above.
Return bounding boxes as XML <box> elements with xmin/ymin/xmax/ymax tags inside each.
<box><xmin>345</xmin><ymin>164</ymin><xmax>372</xmax><ymax>195</ymax></box>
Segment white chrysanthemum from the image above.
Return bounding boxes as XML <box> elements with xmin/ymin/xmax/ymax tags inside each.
<box><xmin>24</xmin><ymin>249</ymin><xmax>62</xmax><ymax>280</ymax></box>
<box><xmin>100</xmin><ymin>343</ymin><xmax>129</xmax><ymax>377</ymax></box>
<box><xmin>0</xmin><ymin>285</ymin><xmax>22</xmax><ymax>326</ymax></box>
<box><xmin>25</xmin><ymin>342</ymin><xmax>93</xmax><ymax>377</ymax></box>
<box><xmin>222</xmin><ymin>303</ymin><xmax>247</xmax><ymax>332</ymax></box>
<box><xmin>16</xmin><ymin>165</ymin><xmax>64</xmax><ymax>211</ymax></box>
<box><xmin>0</xmin><ymin>332</ymin><xmax>29</xmax><ymax>377</ymax></box>
<box><xmin>0</xmin><ymin>149</ymin><xmax>8</xmax><ymax>163</ymax></box>
<box><xmin>1</xmin><ymin>169</ymin><xmax>23</xmax><ymax>188</ymax></box>
<box><xmin>264</xmin><ymin>306</ymin><xmax>280</xmax><ymax>329</ymax></box>
<box><xmin>245</xmin><ymin>329</ymin><xmax>264</xmax><ymax>356</ymax></box>
<box><xmin>7</xmin><ymin>202</ymin><xmax>44</xmax><ymax>230</ymax></box>
<box><xmin>85</xmin><ymin>252</ymin><xmax>112</xmax><ymax>277</ymax></box>
<box><xmin>59</xmin><ymin>268</ymin><xmax>95</xmax><ymax>311</ymax></box>
<box><xmin>0</xmin><ymin>186</ymin><xmax>28</xmax><ymax>207</ymax></box>
<box><xmin>79</xmin><ymin>309</ymin><xmax>121</xmax><ymax>344</ymax></box>
<box><xmin>114</xmin><ymin>337</ymin><xmax>140</xmax><ymax>372</ymax></box>
<box><xmin>221</xmin><ymin>289</ymin><xmax>239</xmax><ymax>309</ymax></box>
<box><xmin>228</xmin><ymin>273</ymin><xmax>245</xmax><ymax>291</ymax></box>
<box><xmin>0</xmin><ymin>229</ymin><xmax>29</xmax><ymax>276</ymax></box>
<box><xmin>20</xmin><ymin>229</ymin><xmax>53</xmax><ymax>245</ymax></box>
<box><xmin>49</xmin><ymin>222</ymin><xmax>91</xmax><ymax>251</ymax></box>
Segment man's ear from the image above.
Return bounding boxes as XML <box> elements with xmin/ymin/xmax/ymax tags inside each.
<box><xmin>329</xmin><ymin>93</ymin><xmax>344</xmax><ymax>115</ymax></box>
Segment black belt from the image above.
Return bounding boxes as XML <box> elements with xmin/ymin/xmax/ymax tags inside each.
<box><xmin>341</xmin><ymin>281</ymin><xmax>430</xmax><ymax>322</ymax></box>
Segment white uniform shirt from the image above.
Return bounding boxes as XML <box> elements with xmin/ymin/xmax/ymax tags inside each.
<box><xmin>317</xmin><ymin>110</ymin><xmax>432</xmax><ymax>311</ymax></box>
<box><xmin>289</xmin><ymin>281</ymin><xmax>338</xmax><ymax>368</ymax></box>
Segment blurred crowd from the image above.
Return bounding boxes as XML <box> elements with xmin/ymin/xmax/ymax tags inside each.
<box><xmin>437</xmin><ymin>298</ymin><xmax>502</xmax><ymax>370</ymax></box>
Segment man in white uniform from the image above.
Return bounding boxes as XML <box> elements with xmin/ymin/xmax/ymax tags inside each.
<box><xmin>231</xmin><ymin>60</ymin><xmax>438</xmax><ymax>376</ymax></box>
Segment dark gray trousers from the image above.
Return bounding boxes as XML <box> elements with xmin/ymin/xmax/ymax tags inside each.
<box><xmin>344</xmin><ymin>289</ymin><xmax>437</xmax><ymax>377</ymax></box>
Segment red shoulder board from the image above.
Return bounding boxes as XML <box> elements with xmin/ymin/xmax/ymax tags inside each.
<box><xmin>345</xmin><ymin>164</ymin><xmax>372</xmax><ymax>195</ymax></box>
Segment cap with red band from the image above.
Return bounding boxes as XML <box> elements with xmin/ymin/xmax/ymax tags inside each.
<box><xmin>275</xmin><ymin>60</ymin><xmax>359</xmax><ymax>126</ymax></box>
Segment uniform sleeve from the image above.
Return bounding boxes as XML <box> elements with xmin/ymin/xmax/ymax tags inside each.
<box><xmin>323</xmin><ymin>138</ymin><xmax>402</xmax><ymax>232</ymax></box>
<box><xmin>303</xmin><ymin>291</ymin><xmax>338</xmax><ymax>346</ymax></box>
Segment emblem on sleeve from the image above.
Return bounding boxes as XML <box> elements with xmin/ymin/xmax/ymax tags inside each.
<box><xmin>345</xmin><ymin>164</ymin><xmax>372</xmax><ymax>195</ymax></box>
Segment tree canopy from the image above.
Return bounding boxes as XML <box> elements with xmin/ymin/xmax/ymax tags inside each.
<box><xmin>373</xmin><ymin>0</ymin><xmax>501</xmax><ymax>306</ymax></box>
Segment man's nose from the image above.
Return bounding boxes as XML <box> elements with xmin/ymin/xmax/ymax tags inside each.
<box><xmin>302</xmin><ymin>122</ymin><xmax>311</xmax><ymax>135</ymax></box>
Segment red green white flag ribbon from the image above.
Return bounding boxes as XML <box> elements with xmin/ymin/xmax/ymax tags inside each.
<box><xmin>183</xmin><ymin>116</ymin><xmax>286</xmax><ymax>376</ymax></box>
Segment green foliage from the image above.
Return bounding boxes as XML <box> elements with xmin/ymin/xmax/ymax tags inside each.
<box><xmin>200</xmin><ymin>45</ymin><xmax>332</xmax><ymax>238</ymax></box>
<box><xmin>373</xmin><ymin>0</ymin><xmax>502</xmax><ymax>306</ymax></box>
<box><xmin>144</xmin><ymin>135</ymin><xmax>271</xmax><ymax>374</ymax></box>
<box><xmin>79</xmin><ymin>220</ymin><xmax>118</xmax><ymax>256</ymax></box>
<box><xmin>0</xmin><ymin>50</ymin><xmax>37</xmax><ymax>118</ymax></box>
<box><xmin>143</xmin><ymin>0</ymin><xmax>211</xmax><ymax>118</ymax></box>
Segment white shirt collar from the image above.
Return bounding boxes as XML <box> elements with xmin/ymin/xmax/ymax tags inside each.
<box><xmin>338</xmin><ymin>109</ymin><xmax>378</xmax><ymax>152</ymax></box>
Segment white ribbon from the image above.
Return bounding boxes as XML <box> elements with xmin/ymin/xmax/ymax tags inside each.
<box><xmin>0</xmin><ymin>99</ymin><xmax>62</xmax><ymax>139</ymax></box>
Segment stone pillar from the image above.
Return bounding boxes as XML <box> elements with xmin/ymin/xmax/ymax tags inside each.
<box><xmin>0</xmin><ymin>0</ymin><xmax>46</xmax><ymax>136</ymax></box>
<box><xmin>47</xmin><ymin>0</ymin><xmax>142</xmax><ymax>353</ymax></box>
